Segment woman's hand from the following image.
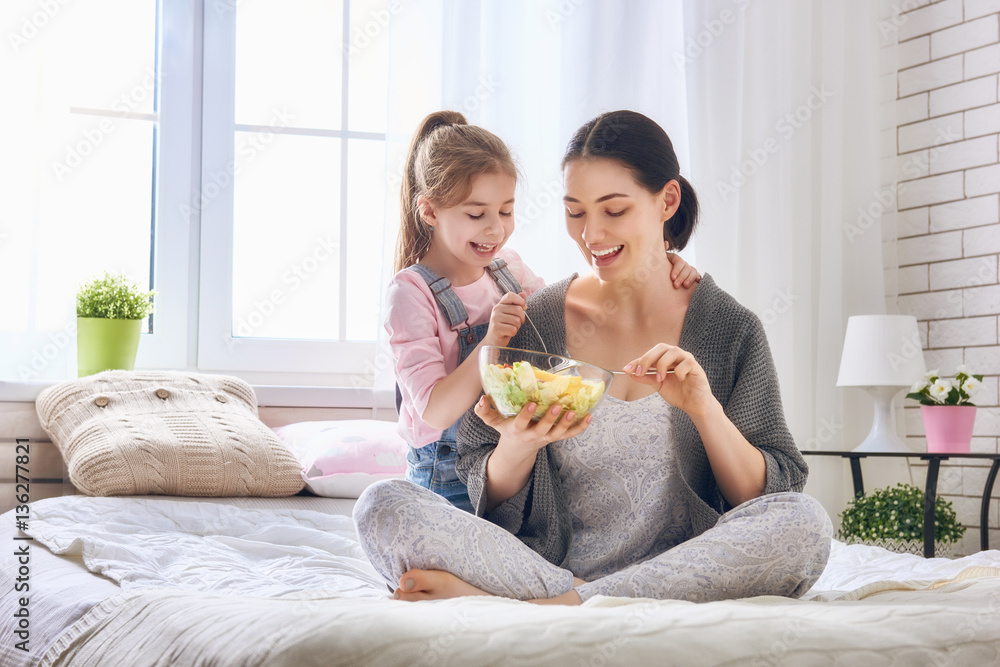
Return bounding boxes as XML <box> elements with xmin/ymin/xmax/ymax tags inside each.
<box><xmin>474</xmin><ymin>395</ymin><xmax>592</xmax><ymax>460</ymax></box>
<box><xmin>476</xmin><ymin>395</ymin><xmax>593</xmax><ymax>510</ymax></box>
<box><xmin>483</xmin><ymin>291</ymin><xmax>527</xmax><ymax>347</ymax></box>
<box><xmin>624</xmin><ymin>344</ymin><xmax>717</xmax><ymax>419</ymax></box>
<box><xmin>665</xmin><ymin>251</ymin><xmax>701</xmax><ymax>289</ymax></box>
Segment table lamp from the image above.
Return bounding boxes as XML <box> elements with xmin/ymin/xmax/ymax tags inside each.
<box><xmin>836</xmin><ymin>315</ymin><xmax>926</xmax><ymax>453</ymax></box>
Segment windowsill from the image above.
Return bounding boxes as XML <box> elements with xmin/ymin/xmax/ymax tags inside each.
<box><xmin>0</xmin><ymin>379</ymin><xmax>396</xmax><ymax>409</ymax></box>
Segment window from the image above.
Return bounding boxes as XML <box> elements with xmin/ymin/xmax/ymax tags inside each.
<box><xmin>198</xmin><ymin>0</ymin><xmax>391</xmax><ymax>380</ymax></box>
<box><xmin>3</xmin><ymin>0</ymin><xmax>389</xmax><ymax>385</ymax></box>
<box><xmin>1</xmin><ymin>0</ymin><xmax>192</xmax><ymax>381</ymax></box>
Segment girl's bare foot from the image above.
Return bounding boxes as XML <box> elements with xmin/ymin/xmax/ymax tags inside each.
<box><xmin>393</xmin><ymin>569</ymin><xmax>492</xmax><ymax>601</ymax></box>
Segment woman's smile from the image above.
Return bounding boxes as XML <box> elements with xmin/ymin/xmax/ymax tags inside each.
<box><xmin>589</xmin><ymin>244</ymin><xmax>624</xmax><ymax>265</ymax></box>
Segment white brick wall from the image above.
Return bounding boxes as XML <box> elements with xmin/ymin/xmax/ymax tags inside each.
<box><xmin>894</xmin><ymin>1</ymin><xmax>1000</xmax><ymax>556</ymax></box>
<box><xmin>928</xmin><ymin>76</ymin><xmax>997</xmax><ymax>116</ymax></box>
<box><xmin>965</xmin><ymin>43</ymin><xmax>1000</xmax><ymax>77</ymax></box>
<box><xmin>966</xmin><ymin>102</ymin><xmax>1000</xmax><ymax>137</ymax></box>
<box><xmin>929</xmin><ymin>194</ymin><xmax>1000</xmax><ymax>231</ymax></box>
<box><xmin>898</xmin><ymin>172</ymin><xmax>965</xmax><ymax>208</ymax></box>
<box><xmin>929</xmin><ymin>14</ymin><xmax>998</xmax><ymax>58</ymax></box>
<box><xmin>899</xmin><ymin>55</ymin><xmax>964</xmax><ymax>96</ymax></box>
<box><xmin>928</xmin><ymin>255</ymin><xmax>998</xmax><ymax>288</ymax></box>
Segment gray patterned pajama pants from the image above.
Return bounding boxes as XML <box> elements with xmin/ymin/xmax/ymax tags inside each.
<box><xmin>353</xmin><ymin>478</ymin><xmax>832</xmax><ymax>603</ymax></box>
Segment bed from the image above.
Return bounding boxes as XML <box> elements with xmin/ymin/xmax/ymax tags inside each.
<box><xmin>2</xmin><ymin>493</ymin><xmax>1000</xmax><ymax>667</ymax></box>
<box><xmin>6</xmin><ymin>371</ymin><xmax>1000</xmax><ymax>665</ymax></box>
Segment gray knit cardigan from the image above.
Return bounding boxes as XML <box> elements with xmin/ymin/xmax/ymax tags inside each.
<box><xmin>456</xmin><ymin>273</ymin><xmax>809</xmax><ymax>567</ymax></box>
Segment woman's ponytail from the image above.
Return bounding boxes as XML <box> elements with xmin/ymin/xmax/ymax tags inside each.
<box><xmin>665</xmin><ymin>175</ymin><xmax>699</xmax><ymax>251</ymax></box>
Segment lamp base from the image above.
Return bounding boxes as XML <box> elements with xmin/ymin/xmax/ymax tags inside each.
<box><xmin>852</xmin><ymin>434</ymin><xmax>915</xmax><ymax>453</ymax></box>
<box><xmin>850</xmin><ymin>385</ymin><xmax>917</xmax><ymax>454</ymax></box>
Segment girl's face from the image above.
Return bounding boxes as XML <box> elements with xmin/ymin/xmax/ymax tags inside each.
<box><xmin>419</xmin><ymin>171</ymin><xmax>516</xmax><ymax>282</ymax></box>
<box><xmin>563</xmin><ymin>158</ymin><xmax>679</xmax><ymax>279</ymax></box>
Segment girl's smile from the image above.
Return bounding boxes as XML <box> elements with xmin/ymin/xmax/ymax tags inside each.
<box><xmin>419</xmin><ymin>171</ymin><xmax>516</xmax><ymax>285</ymax></box>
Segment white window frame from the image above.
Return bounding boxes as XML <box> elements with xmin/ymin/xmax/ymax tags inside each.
<box><xmin>134</xmin><ymin>0</ymin><xmax>200</xmax><ymax>373</ymax></box>
<box><xmin>0</xmin><ymin>0</ymin><xmax>192</xmax><ymax>383</ymax></box>
<box><xmin>197</xmin><ymin>0</ymin><xmax>377</xmax><ymax>380</ymax></box>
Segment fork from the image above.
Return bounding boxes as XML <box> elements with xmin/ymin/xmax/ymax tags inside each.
<box><xmin>610</xmin><ymin>370</ymin><xmax>674</xmax><ymax>375</ymax></box>
<box><xmin>496</xmin><ymin>284</ymin><xmax>548</xmax><ymax>354</ymax></box>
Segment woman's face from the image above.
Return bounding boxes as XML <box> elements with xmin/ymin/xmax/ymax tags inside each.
<box><xmin>563</xmin><ymin>158</ymin><xmax>678</xmax><ymax>279</ymax></box>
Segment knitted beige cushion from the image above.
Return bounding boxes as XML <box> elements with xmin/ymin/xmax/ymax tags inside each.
<box><xmin>35</xmin><ymin>370</ymin><xmax>304</xmax><ymax>497</ymax></box>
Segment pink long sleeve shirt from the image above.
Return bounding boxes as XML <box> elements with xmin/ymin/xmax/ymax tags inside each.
<box><xmin>385</xmin><ymin>248</ymin><xmax>544</xmax><ymax>447</ymax></box>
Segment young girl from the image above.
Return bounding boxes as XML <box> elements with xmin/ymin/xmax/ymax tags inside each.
<box><xmin>386</xmin><ymin>110</ymin><xmax>699</xmax><ymax>512</ymax></box>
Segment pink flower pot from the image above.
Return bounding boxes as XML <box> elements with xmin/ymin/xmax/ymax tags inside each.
<box><xmin>921</xmin><ymin>405</ymin><xmax>976</xmax><ymax>453</ymax></box>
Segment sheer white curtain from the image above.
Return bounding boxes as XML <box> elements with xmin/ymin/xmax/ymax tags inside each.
<box><xmin>683</xmin><ymin>0</ymin><xmax>896</xmax><ymax>509</ymax></box>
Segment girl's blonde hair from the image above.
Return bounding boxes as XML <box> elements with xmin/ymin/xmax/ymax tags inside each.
<box><xmin>395</xmin><ymin>111</ymin><xmax>517</xmax><ymax>272</ymax></box>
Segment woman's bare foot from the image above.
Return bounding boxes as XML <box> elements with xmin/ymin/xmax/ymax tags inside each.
<box><xmin>392</xmin><ymin>571</ymin><xmax>587</xmax><ymax>606</ymax></box>
<box><xmin>393</xmin><ymin>569</ymin><xmax>492</xmax><ymax>601</ymax></box>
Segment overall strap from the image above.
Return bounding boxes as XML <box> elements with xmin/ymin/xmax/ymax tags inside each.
<box><xmin>406</xmin><ymin>263</ymin><xmax>471</xmax><ymax>331</ymax></box>
<box><xmin>486</xmin><ymin>258</ymin><xmax>522</xmax><ymax>295</ymax></box>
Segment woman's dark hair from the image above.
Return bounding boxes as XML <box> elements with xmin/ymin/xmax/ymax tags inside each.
<box><xmin>561</xmin><ymin>110</ymin><xmax>699</xmax><ymax>251</ymax></box>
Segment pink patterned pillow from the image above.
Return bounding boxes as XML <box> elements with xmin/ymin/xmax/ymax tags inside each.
<box><xmin>272</xmin><ymin>420</ymin><xmax>406</xmax><ymax>498</ymax></box>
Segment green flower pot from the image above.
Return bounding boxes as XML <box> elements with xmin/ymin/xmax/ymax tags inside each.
<box><xmin>77</xmin><ymin>317</ymin><xmax>143</xmax><ymax>377</ymax></box>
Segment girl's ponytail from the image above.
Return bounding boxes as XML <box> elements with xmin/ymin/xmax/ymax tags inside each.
<box><xmin>395</xmin><ymin>111</ymin><xmax>469</xmax><ymax>272</ymax></box>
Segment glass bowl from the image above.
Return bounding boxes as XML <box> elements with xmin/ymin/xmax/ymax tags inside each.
<box><xmin>478</xmin><ymin>345</ymin><xmax>613</xmax><ymax>424</ymax></box>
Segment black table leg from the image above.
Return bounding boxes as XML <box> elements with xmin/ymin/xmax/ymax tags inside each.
<box><xmin>849</xmin><ymin>456</ymin><xmax>865</xmax><ymax>497</ymax></box>
<box><xmin>924</xmin><ymin>457</ymin><xmax>942</xmax><ymax>558</ymax></box>
<box><xmin>982</xmin><ymin>460</ymin><xmax>1000</xmax><ymax>552</ymax></box>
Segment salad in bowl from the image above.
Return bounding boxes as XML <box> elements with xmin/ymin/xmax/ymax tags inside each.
<box><xmin>478</xmin><ymin>346</ymin><xmax>612</xmax><ymax>424</ymax></box>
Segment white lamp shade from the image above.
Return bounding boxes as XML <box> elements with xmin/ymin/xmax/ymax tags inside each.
<box><xmin>837</xmin><ymin>315</ymin><xmax>926</xmax><ymax>387</ymax></box>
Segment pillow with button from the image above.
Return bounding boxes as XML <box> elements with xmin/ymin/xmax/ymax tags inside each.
<box><xmin>35</xmin><ymin>370</ymin><xmax>305</xmax><ymax>497</ymax></box>
<box><xmin>272</xmin><ymin>420</ymin><xmax>406</xmax><ymax>498</ymax></box>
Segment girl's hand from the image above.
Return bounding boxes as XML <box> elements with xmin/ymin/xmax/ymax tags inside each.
<box><xmin>624</xmin><ymin>344</ymin><xmax>717</xmax><ymax>419</ymax></box>
<box><xmin>665</xmin><ymin>251</ymin><xmax>701</xmax><ymax>289</ymax></box>
<box><xmin>474</xmin><ymin>395</ymin><xmax>592</xmax><ymax>459</ymax></box>
<box><xmin>483</xmin><ymin>291</ymin><xmax>527</xmax><ymax>347</ymax></box>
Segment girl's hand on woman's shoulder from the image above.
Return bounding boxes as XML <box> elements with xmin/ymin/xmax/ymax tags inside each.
<box><xmin>474</xmin><ymin>395</ymin><xmax>592</xmax><ymax>458</ymax></box>
<box><xmin>624</xmin><ymin>344</ymin><xmax>718</xmax><ymax>419</ymax></box>
<box><xmin>665</xmin><ymin>250</ymin><xmax>701</xmax><ymax>289</ymax></box>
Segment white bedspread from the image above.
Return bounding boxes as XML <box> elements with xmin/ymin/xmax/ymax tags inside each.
<box><xmin>25</xmin><ymin>496</ymin><xmax>385</xmax><ymax>599</ymax></box>
<box><xmin>7</xmin><ymin>496</ymin><xmax>1000</xmax><ymax>666</ymax></box>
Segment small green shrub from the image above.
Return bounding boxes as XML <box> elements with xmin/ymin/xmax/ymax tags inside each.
<box><xmin>76</xmin><ymin>272</ymin><xmax>156</xmax><ymax>320</ymax></box>
<box><xmin>837</xmin><ymin>483</ymin><xmax>965</xmax><ymax>545</ymax></box>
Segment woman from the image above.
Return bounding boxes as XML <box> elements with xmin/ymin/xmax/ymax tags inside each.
<box><xmin>354</xmin><ymin>110</ymin><xmax>832</xmax><ymax>605</ymax></box>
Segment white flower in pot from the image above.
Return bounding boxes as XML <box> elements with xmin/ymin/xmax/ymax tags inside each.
<box><xmin>906</xmin><ymin>367</ymin><xmax>983</xmax><ymax>453</ymax></box>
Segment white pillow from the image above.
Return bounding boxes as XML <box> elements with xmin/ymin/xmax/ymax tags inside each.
<box><xmin>272</xmin><ymin>420</ymin><xmax>407</xmax><ymax>498</ymax></box>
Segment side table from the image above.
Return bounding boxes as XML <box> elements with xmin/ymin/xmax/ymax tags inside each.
<box><xmin>802</xmin><ymin>451</ymin><xmax>1000</xmax><ymax>557</ymax></box>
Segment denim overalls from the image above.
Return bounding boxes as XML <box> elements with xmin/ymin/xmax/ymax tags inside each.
<box><xmin>396</xmin><ymin>258</ymin><xmax>522</xmax><ymax>513</ymax></box>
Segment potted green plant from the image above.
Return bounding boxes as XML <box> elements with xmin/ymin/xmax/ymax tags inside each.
<box><xmin>76</xmin><ymin>272</ymin><xmax>156</xmax><ymax>377</ymax></box>
<box><xmin>906</xmin><ymin>366</ymin><xmax>983</xmax><ymax>453</ymax></box>
<box><xmin>837</xmin><ymin>483</ymin><xmax>966</xmax><ymax>557</ymax></box>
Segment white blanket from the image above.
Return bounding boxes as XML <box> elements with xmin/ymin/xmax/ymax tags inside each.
<box><xmin>25</xmin><ymin>496</ymin><xmax>385</xmax><ymax>599</ymax></box>
<box><xmin>11</xmin><ymin>496</ymin><xmax>1000</xmax><ymax>666</ymax></box>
